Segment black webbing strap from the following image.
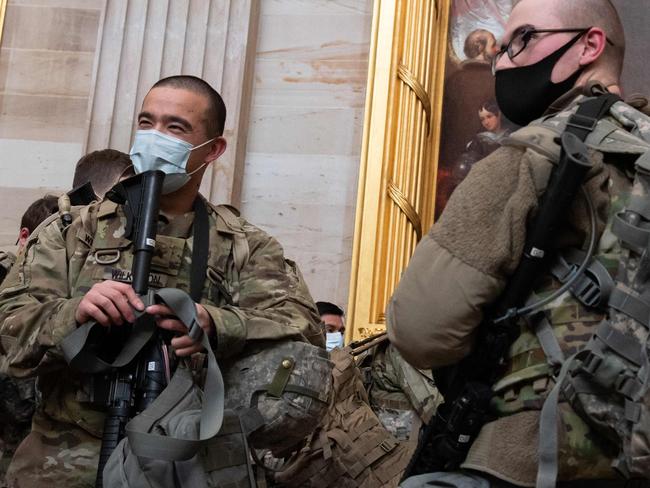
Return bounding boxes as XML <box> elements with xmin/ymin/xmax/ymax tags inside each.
<box><xmin>190</xmin><ymin>198</ymin><xmax>210</xmax><ymax>303</ymax></box>
<box><xmin>565</xmin><ymin>93</ymin><xmax>621</xmax><ymax>142</ymax></box>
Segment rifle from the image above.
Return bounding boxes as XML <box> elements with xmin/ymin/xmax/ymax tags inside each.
<box><xmin>94</xmin><ymin>170</ymin><xmax>167</xmax><ymax>487</ymax></box>
<box><xmin>403</xmin><ymin>132</ymin><xmax>595</xmax><ymax>477</ymax></box>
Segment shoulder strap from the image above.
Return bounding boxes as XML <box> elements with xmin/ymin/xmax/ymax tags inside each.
<box><xmin>191</xmin><ymin>198</ymin><xmax>210</xmax><ymax>302</ymax></box>
<box><xmin>565</xmin><ymin>93</ymin><xmax>621</xmax><ymax>142</ymax></box>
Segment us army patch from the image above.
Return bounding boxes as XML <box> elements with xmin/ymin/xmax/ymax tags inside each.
<box><xmin>103</xmin><ymin>267</ymin><xmax>168</xmax><ymax>288</ymax></box>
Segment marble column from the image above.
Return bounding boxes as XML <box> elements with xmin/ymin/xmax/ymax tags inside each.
<box><xmin>84</xmin><ymin>0</ymin><xmax>259</xmax><ymax>205</ymax></box>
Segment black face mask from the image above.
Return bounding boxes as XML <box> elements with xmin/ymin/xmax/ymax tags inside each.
<box><xmin>495</xmin><ymin>33</ymin><xmax>585</xmax><ymax>126</ymax></box>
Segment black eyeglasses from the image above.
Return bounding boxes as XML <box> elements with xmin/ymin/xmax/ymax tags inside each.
<box><xmin>492</xmin><ymin>26</ymin><xmax>614</xmax><ymax>74</ymax></box>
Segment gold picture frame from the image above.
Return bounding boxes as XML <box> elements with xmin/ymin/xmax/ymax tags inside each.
<box><xmin>0</xmin><ymin>0</ymin><xmax>7</xmax><ymax>48</ymax></box>
<box><xmin>347</xmin><ymin>0</ymin><xmax>515</xmax><ymax>343</ymax></box>
<box><xmin>347</xmin><ymin>0</ymin><xmax>451</xmax><ymax>343</ymax></box>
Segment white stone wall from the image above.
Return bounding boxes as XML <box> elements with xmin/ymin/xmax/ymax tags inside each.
<box><xmin>241</xmin><ymin>0</ymin><xmax>373</xmax><ymax>311</ymax></box>
<box><xmin>0</xmin><ymin>0</ymin><xmax>103</xmax><ymax>247</ymax></box>
<box><xmin>0</xmin><ymin>0</ymin><xmax>373</xmax><ymax>313</ymax></box>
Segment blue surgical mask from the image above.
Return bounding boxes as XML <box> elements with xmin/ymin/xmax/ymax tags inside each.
<box><xmin>326</xmin><ymin>331</ymin><xmax>344</xmax><ymax>352</ymax></box>
<box><xmin>129</xmin><ymin>129</ymin><xmax>215</xmax><ymax>194</ymax></box>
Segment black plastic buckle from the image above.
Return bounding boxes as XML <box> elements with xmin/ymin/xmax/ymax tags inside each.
<box><xmin>567</xmin><ymin>113</ymin><xmax>598</xmax><ymax>134</ymax></box>
<box><xmin>570</xmin><ymin>271</ymin><xmax>602</xmax><ymax>308</ymax></box>
<box><xmin>581</xmin><ymin>352</ymin><xmax>603</xmax><ymax>375</ymax></box>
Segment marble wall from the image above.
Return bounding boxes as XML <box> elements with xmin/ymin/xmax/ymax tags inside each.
<box><xmin>0</xmin><ymin>0</ymin><xmax>102</xmax><ymax>246</ymax></box>
<box><xmin>241</xmin><ymin>0</ymin><xmax>373</xmax><ymax>311</ymax></box>
<box><xmin>0</xmin><ymin>0</ymin><xmax>373</xmax><ymax>313</ymax></box>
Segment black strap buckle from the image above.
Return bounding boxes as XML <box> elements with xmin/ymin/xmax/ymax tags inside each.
<box><xmin>566</xmin><ymin>113</ymin><xmax>598</xmax><ymax>134</ymax></box>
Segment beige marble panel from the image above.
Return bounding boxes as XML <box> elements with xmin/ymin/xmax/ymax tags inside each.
<box><xmin>246</xmin><ymin>105</ymin><xmax>365</xmax><ymax>156</ymax></box>
<box><xmin>0</xmin><ymin>139</ymin><xmax>81</xmax><ymax>189</ymax></box>
<box><xmin>241</xmin><ymin>0</ymin><xmax>372</xmax><ymax>310</ymax></box>
<box><xmin>0</xmin><ymin>48</ymin><xmax>94</xmax><ymax>97</ymax></box>
<box><xmin>261</xmin><ymin>0</ymin><xmax>372</xmax><ymax>16</ymax></box>
<box><xmin>2</xmin><ymin>5</ymin><xmax>100</xmax><ymax>52</ymax></box>
<box><xmin>10</xmin><ymin>0</ymin><xmax>103</xmax><ymax>8</ymax></box>
<box><xmin>0</xmin><ymin>94</ymin><xmax>89</xmax><ymax>142</ymax></box>
<box><xmin>242</xmin><ymin>153</ymin><xmax>359</xmax><ymax>207</ymax></box>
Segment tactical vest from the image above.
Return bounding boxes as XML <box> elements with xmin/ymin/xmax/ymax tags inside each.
<box><xmin>272</xmin><ymin>347</ymin><xmax>415</xmax><ymax>488</ymax></box>
<box><xmin>490</xmin><ymin>97</ymin><xmax>650</xmax><ymax>482</ymax></box>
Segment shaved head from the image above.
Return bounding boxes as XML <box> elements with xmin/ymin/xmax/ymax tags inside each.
<box><xmin>509</xmin><ymin>0</ymin><xmax>625</xmax><ymax>81</ymax></box>
<box><xmin>555</xmin><ymin>0</ymin><xmax>625</xmax><ymax>75</ymax></box>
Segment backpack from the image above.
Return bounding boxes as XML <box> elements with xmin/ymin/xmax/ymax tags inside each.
<box><xmin>511</xmin><ymin>97</ymin><xmax>650</xmax><ymax>487</ymax></box>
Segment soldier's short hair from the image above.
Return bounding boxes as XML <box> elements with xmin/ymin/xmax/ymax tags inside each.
<box><xmin>152</xmin><ymin>75</ymin><xmax>227</xmax><ymax>138</ymax></box>
<box><xmin>316</xmin><ymin>301</ymin><xmax>345</xmax><ymax>317</ymax></box>
<box><xmin>20</xmin><ymin>195</ymin><xmax>59</xmax><ymax>234</ymax></box>
<box><xmin>72</xmin><ymin>149</ymin><xmax>133</xmax><ymax>199</ymax></box>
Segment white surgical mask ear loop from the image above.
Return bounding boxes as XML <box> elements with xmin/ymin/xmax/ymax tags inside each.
<box><xmin>186</xmin><ymin>162</ymin><xmax>209</xmax><ymax>177</ymax></box>
<box><xmin>189</xmin><ymin>137</ymin><xmax>216</xmax><ymax>152</ymax></box>
<box><xmin>186</xmin><ymin>136</ymin><xmax>219</xmax><ymax>176</ymax></box>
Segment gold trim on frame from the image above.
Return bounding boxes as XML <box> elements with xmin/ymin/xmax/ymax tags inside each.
<box><xmin>347</xmin><ymin>0</ymin><xmax>451</xmax><ymax>342</ymax></box>
<box><xmin>0</xmin><ymin>0</ymin><xmax>7</xmax><ymax>48</ymax></box>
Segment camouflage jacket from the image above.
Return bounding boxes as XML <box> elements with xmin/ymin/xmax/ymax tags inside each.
<box><xmin>0</xmin><ymin>249</ymin><xmax>16</xmax><ymax>286</ymax></box>
<box><xmin>388</xmin><ymin>86</ymin><xmax>650</xmax><ymax>486</ymax></box>
<box><xmin>0</xmin><ymin>196</ymin><xmax>323</xmax><ymax>487</ymax></box>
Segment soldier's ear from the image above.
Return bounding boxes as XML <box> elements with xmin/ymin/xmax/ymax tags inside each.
<box><xmin>206</xmin><ymin>137</ymin><xmax>227</xmax><ymax>163</ymax></box>
<box><xmin>17</xmin><ymin>228</ymin><xmax>30</xmax><ymax>249</ymax></box>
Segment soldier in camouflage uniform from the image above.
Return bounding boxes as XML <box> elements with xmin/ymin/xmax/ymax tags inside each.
<box><xmin>0</xmin><ymin>195</ymin><xmax>60</xmax><ymax>485</ymax></box>
<box><xmin>388</xmin><ymin>1</ymin><xmax>650</xmax><ymax>486</ymax></box>
<box><xmin>0</xmin><ymin>252</ymin><xmax>14</xmax><ymax>287</ymax></box>
<box><xmin>0</xmin><ymin>75</ymin><xmax>324</xmax><ymax>488</ymax></box>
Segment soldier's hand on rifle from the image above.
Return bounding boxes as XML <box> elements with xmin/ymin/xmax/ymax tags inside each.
<box><xmin>146</xmin><ymin>302</ymin><xmax>216</xmax><ymax>357</ymax></box>
<box><xmin>75</xmin><ymin>280</ymin><xmax>146</xmax><ymax>327</ymax></box>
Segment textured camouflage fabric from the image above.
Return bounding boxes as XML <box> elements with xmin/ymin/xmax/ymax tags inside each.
<box><xmin>467</xmin><ymin>93</ymin><xmax>650</xmax><ymax>481</ymax></box>
<box><xmin>273</xmin><ymin>347</ymin><xmax>415</xmax><ymax>488</ymax></box>
<box><xmin>0</xmin><ymin>251</ymin><xmax>34</xmax><ymax>485</ymax></box>
<box><xmin>0</xmin><ymin>197</ymin><xmax>323</xmax><ymax>487</ymax></box>
<box><xmin>0</xmin><ymin>375</ymin><xmax>35</xmax><ymax>484</ymax></box>
<box><xmin>367</xmin><ymin>342</ymin><xmax>441</xmax><ymax>441</ymax></box>
<box><xmin>222</xmin><ymin>339</ymin><xmax>333</xmax><ymax>454</ymax></box>
<box><xmin>0</xmin><ymin>251</ymin><xmax>15</xmax><ymax>285</ymax></box>
<box><xmin>553</xmin><ymin>141</ymin><xmax>650</xmax><ymax>478</ymax></box>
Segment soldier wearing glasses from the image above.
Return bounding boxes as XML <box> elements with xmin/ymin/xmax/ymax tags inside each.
<box><xmin>388</xmin><ymin>0</ymin><xmax>650</xmax><ymax>486</ymax></box>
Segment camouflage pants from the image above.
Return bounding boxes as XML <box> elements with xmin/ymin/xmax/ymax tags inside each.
<box><xmin>399</xmin><ymin>471</ymin><xmax>641</xmax><ymax>488</ymax></box>
<box><xmin>5</xmin><ymin>412</ymin><xmax>99</xmax><ymax>488</ymax></box>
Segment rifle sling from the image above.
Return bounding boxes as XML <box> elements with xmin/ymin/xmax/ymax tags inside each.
<box><xmin>61</xmin><ymin>197</ymin><xmax>211</xmax><ymax>373</ymax></box>
<box><xmin>190</xmin><ymin>198</ymin><xmax>210</xmax><ymax>303</ymax></box>
<box><xmin>124</xmin><ymin>287</ymin><xmax>224</xmax><ymax>461</ymax></box>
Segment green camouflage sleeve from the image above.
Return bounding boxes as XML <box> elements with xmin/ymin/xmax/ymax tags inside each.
<box><xmin>205</xmin><ymin>223</ymin><xmax>325</xmax><ymax>359</ymax></box>
<box><xmin>0</xmin><ymin>219</ymin><xmax>82</xmax><ymax>378</ymax></box>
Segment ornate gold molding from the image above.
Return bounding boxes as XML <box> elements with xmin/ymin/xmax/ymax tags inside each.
<box><xmin>387</xmin><ymin>180</ymin><xmax>422</xmax><ymax>241</ymax></box>
<box><xmin>397</xmin><ymin>64</ymin><xmax>432</xmax><ymax>134</ymax></box>
<box><xmin>0</xmin><ymin>0</ymin><xmax>7</xmax><ymax>48</ymax></box>
<box><xmin>347</xmin><ymin>0</ymin><xmax>450</xmax><ymax>342</ymax></box>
